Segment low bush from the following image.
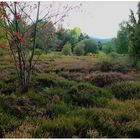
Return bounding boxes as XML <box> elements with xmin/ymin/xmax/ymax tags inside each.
<box><xmin>109</xmin><ymin>52</ymin><xmax>119</xmax><ymax>59</ymax></box>
<box><xmin>34</xmin><ymin>116</ymin><xmax>76</xmax><ymax>138</ymax></box>
<box><xmin>123</xmin><ymin>121</ymin><xmax>140</xmax><ymax>138</ymax></box>
<box><xmin>94</xmin><ymin>60</ymin><xmax>128</xmax><ymax>73</ymax></box>
<box><xmin>34</xmin><ymin>73</ymin><xmax>64</xmax><ymax>89</ymax></box>
<box><xmin>97</xmin><ymin>51</ymin><xmax>111</xmax><ymax>61</ymax></box>
<box><xmin>0</xmin><ymin>83</ymin><xmax>16</xmax><ymax>95</ymax></box>
<box><xmin>109</xmin><ymin>82</ymin><xmax>140</xmax><ymax>100</ymax></box>
<box><xmin>0</xmin><ymin>94</ymin><xmax>17</xmax><ymax>109</ymax></box>
<box><xmin>0</xmin><ymin>95</ymin><xmax>29</xmax><ymax>119</ymax></box>
<box><xmin>112</xmin><ymin>63</ymin><xmax>128</xmax><ymax>73</ymax></box>
<box><xmin>86</xmin><ymin>72</ymin><xmax>134</xmax><ymax>87</ymax></box>
<box><xmin>70</xmin><ymin>105</ymin><xmax>140</xmax><ymax>138</ymax></box>
<box><xmin>34</xmin><ymin>116</ymin><xmax>91</xmax><ymax>138</ymax></box>
<box><xmin>64</xmin><ymin>83</ymin><xmax>113</xmax><ymax>107</ymax></box>
<box><xmin>136</xmin><ymin>61</ymin><xmax>140</xmax><ymax>70</ymax></box>
<box><xmin>35</xmin><ymin>48</ymin><xmax>43</xmax><ymax>55</ymax></box>
<box><xmin>0</xmin><ymin>113</ymin><xmax>19</xmax><ymax>133</ymax></box>
<box><xmin>46</xmin><ymin>102</ymin><xmax>69</xmax><ymax>118</ymax></box>
<box><xmin>95</xmin><ymin>61</ymin><xmax>113</xmax><ymax>72</ymax></box>
<box><xmin>27</xmin><ymin>90</ymin><xmax>47</xmax><ymax>106</ymax></box>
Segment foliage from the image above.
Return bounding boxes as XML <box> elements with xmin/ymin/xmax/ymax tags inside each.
<box><xmin>110</xmin><ymin>82</ymin><xmax>140</xmax><ymax>100</ymax></box>
<box><xmin>112</xmin><ymin>63</ymin><xmax>128</xmax><ymax>73</ymax></box>
<box><xmin>136</xmin><ymin>61</ymin><xmax>140</xmax><ymax>69</ymax></box>
<box><xmin>62</xmin><ymin>41</ymin><xmax>72</xmax><ymax>55</ymax></box>
<box><xmin>102</xmin><ymin>40</ymin><xmax>115</xmax><ymax>54</ymax></box>
<box><xmin>86</xmin><ymin>72</ymin><xmax>133</xmax><ymax>87</ymax></box>
<box><xmin>95</xmin><ymin>61</ymin><xmax>113</xmax><ymax>72</ymax></box>
<box><xmin>34</xmin><ymin>48</ymin><xmax>43</xmax><ymax>55</ymax></box>
<box><xmin>83</xmin><ymin>39</ymin><xmax>97</xmax><ymax>54</ymax></box>
<box><xmin>115</xmin><ymin>21</ymin><xmax>129</xmax><ymax>54</ymax></box>
<box><xmin>78</xmin><ymin>33</ymin><xmax>89</xmax><ymax>41</ymax></box>
<box><xmin>97</xmin><ymin>51</ymin><xmax>111</xmax><ymax>61</ymax></box>
<box><xmin>73</xmin><ymin>41</ymin><xmax>85</xmax><ymax>56</ymax></box>
<box><xmin>97</xmin><ymin>41</ymin><xmax>102</xmax><ymax>50</ymax></box>
<box><xmin>66</xmin><ymin>27</ymin><xmax>81</xmax><ymax>48</ymax></box>
<box><xmin>64</xmin><ymin>83</ymin><xmax>113</xmax><ymax>107</ymax></box>
<box><xmin>127</xmin><ymin>3</ymin><xmax>140</xmax><ymax>65</ymax></box>
<box><xmin>34</xmin><ymin>116</ymin><xmax>91</xmax><ymax>138</ymax></box>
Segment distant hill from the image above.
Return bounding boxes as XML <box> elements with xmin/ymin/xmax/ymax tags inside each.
<box><xmin>91</xmin><ymin>37</ymin><xmax>112</xmax><ymax>43</ymax></box>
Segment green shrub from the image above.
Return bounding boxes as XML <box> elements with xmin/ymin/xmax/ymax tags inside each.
<box><xmin>1</xmin><ymin>83</ymin><xmax>16</xmax><ymax>95</ymax></box>
<box><xmin>70</xmin><ymin>106</ymin><xmax>140</xmax><ymax>138</ymax></box>
<box><xmin>0</xmin><ymin>113</ymin><xmax>19</xmax><ymax>132</ymax></box>
<box><xmin>109</xmin><ymin>52</ymin><xmax>119</xmax><ymax>59</ymax></box>
<box><xmin>34</xmin><ymin>116</ymin><xmax>91</xmax><ymax>138</ymax></box>
<box><xmin>34</xmin><ymin>116</ymin><xmax>76</xmax><ymax>138</ymax></box>
<box><xmin>94</xmin><ymin>60</ymin><xmax>128</xmax><ymax>73</ymax></box>
<box><xmin>0</xmin><ymin>95</ymin><xmax>28</xmax><ymax>119</ymax></box>
<box><xmin>27</xmin><ymin>90</ymin><xmax>46</xmax><ymax>105</ymax></box>
<box><xmin>62</xmin><ymin>42</ymin><xmax>72</xmax><ymax>55</ymax></box>
<box><xmin>97</xmin><ymin>51</ymin><xmax>111</xmax><ymax>61</ymax></box>
<box><xmin>74</xmin><ymin>42</ymin><xmax>85</xmax><ymax>56</ymax></box>
<box><xmin>123</xmin><ymin>121</ymin><xmax>140</xmax><ymax>138</ymax></box>
<box><xmin>110</xmin><ymin>82</ymin><xmax>140</xmax><ymax>100</ymax></box>
<box><xmin>35</xmin><ymin>48</ymin><xmax>43</xmax><ymax>55</ymax></box>
<box><xmin>64</xmin><ymin>83</ymin><xmax>112</xmax><ymax>107</ymax></box>
<box><xmin>45</xmin><ymin>82</ymin><xmax>112</xmax><ymax>107</ymax></box>
<box><xmin>54</xmin><ymin>79</ymin><xmax>76</xmax><ymax>89</ymax></box>
<box><xmin>87</xmin><ymin>72</ymin><xmax>133</xmax><ymax>87</ymax></box>
<box><xmin>46</xmin><ymin>102</ymin><xmax>69</xmax><ymax>118</ymax></box>
<box><xmin>0</xmin><ymin>80</ymin><xmax>5</xmax><ymax>89</ymax></box>
<box><xmin>0</xmin><ymin>48</ymin><xmax>4</xmax><ymax>56</ymax></box>
<box><xmin>136</xmin><ymin>61</ymin><xmax>140</xmax><ymax>70</ymax></box>
<box><xmin>0</xmin><ymin>94</ymin><xmax>17</xmax><ymax>110</ymax></box>
<box><xmin>95</xmin><ymin>61</ymin><xmax>113</xmax><ymax>72</ymax></box>
<box><xmin>112</xmin><ymin>63</ymin><xmax>128</xmax><ymax>73</ymax></box>
<box><xmin>35</xmin><ymin>73</ymin><xmax>62</xmax><ymax>88</ymax></box>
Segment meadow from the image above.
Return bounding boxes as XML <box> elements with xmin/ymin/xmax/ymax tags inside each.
<box><xmin>0</xmin><ymin>52</ymin><xmax>140</xmax><ymax>138</ymax></box>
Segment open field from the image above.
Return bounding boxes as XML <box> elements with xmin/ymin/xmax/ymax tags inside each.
<box><xmin>0</xmin><ymin>54</ymin><xmax>140</xmax><ymax>138</ymax></box>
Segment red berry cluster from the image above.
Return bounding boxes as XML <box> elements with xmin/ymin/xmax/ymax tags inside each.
<box><xmin>0</xmin><ymin>45</ymin><xmax>4</xmax><ymax>49</ymax></box>
<box><xmin>15</xmin><ymin>14</ymin><xmax>21</xmax><ymax>20</ymax></box>
<box><xmin>12</xmin><ymin>33</ymin><xmax>26</xmax><ymax>43</ymax></box>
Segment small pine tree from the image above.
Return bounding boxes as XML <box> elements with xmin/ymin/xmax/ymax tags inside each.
<box><xmin>62</xmin><ymin>41</ymin><xmax>72</xmax><ymax>55</ymax></box>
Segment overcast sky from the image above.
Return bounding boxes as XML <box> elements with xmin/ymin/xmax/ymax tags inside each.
<box><xmin>60</xmin><ymin>1</ymin><xmax>138</xmax><ymax>39</ymax></box>
<box><xmin>38</xmin><ymin>1</ymin><xmax>138</xmax><ymax>39</ymax></box>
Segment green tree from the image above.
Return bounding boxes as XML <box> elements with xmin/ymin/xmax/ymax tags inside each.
<box><xmin>127</xmin><ymin>2</ymin><xmax>140</xmax><ymax>65</ymax></box>
<box><xmin>97</xmin><ymin>41</ymin><xmax>102</xmax><ymax>51</ymax></box>
<box><xmin>56</xmin><ymin>25</ymin><xmax>67</xmax><ymax>51</ymax></box>
<box><xmin>66</xmin><ymin>27</ymin><xmax>81</xmax><ymax>50</ymax></box>
<box><xmin>78</xmin><ymin>33</ymin><xmax>89</xmax><ymax>41</ymax></box>
<box><xmin>30</xmin><ymin>20</ymin><xmax>57</xmax><ymax>53</ymax></box>
<box><xmin>102</xmin><ymin>39</ymin><xmax>115</xmax><ymax>54</ymax></box>
<box><xmin>73</xmin><ymin>41</ymin><xmax>85</xmax><ymax>56</ymax></box>
<box><xmin>83</xmin><ymin>39</ymin><xmax>97</xmax><ymax>54</ymax></box>
<box><xmin>62</xmin><ymin>41</ymin><xmax>72</xmax><ymax>55</ymax></box>
<box><xmin>115</xmin><ymin>21</ymin><xmax>129</xmax><ymax>54</ymax></box>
